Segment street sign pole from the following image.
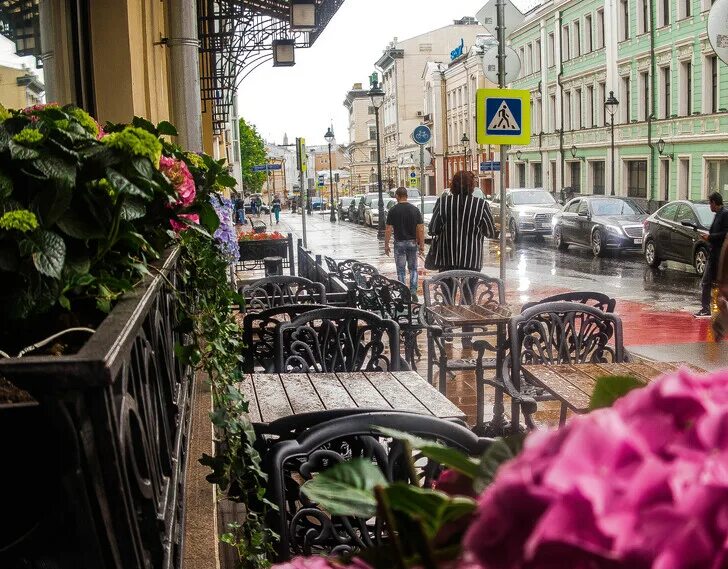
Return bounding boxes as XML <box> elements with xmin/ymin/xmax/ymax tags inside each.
<box><xmin>296</xmin><ymin>137</ymin><xmax>308</xmax><ymax>249</ymax></box>
<box><xmin>497</xmin><ymin>0</ymin><xmax>507</xmax><ymax>284</ymax></box>
<box><xmin>419</xmin><ymin>144</ymin><xmax>425</xmax><ymax>213</ymax></box>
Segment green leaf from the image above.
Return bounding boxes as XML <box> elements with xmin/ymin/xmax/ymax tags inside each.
<box><xmin>301</xmin><ymin>458</ymin><xmax>388</xmax><ymax>518</ymax></box>
<box><xmin>589</xmin><ymin>375</ymin><xmax>645</xmax><ymax>410</ymax></box>
<box><xmin>32</xmin><ymin>183</ymin><xmax>73</xmax><ymax>227</ymax></box>
<box><xmin>475</xmin><ymin>435</ymin><xmax>525</xmax><ymax>492</ymax></box>
<box><xmin>157</xmin><ymin>121</ymin><xmax>178</xmax><ymax>136</ymax></box>
<box><xmin>385</xmin><ymin>483</ymin><xmax>476</xmax><ymax>538</ymax></box>
<box><xmin>33</xmin><ymin>155</ymin><xmax>77</xmax><ymax>186</ymax></box>
<box><xmin>9</xmin><ymin>140</ymin><xmax>40</xmax><ymax>160</ymax></box>
<box><xmin>131</xmin><ymin>115</ymin><xmax>157</xmax><ymax>134</ymax></box>
<box><xmin>57</xmin><ymin>207</ymin><xmax>107</xmax><ymax>239</ymax></box>
<box><xmin>120</xmin><ymin>197</ymin><xmax>147</xmax><ymax>221</ymax></box>
<box><xmin>131</xmin><ymin>156</ymin><xmax>154</xmax><ymax>180</ymax></box>
<box><xmin>217</xmin><ymin>172</ymin><xmax>237</xmax><ymax>188</ymax></box>
<box><xmin>31</xmin><ymin>230</ymin><xmax>66</xmax><ymax>279</ymax></box>
<box><xmin>197</xmin><ymin>199</ymin><xmax>221</xmax><ymax>234</ymax></box>
<box><xmin>376</xmin><ymin>427</ymin><xmax>480</xmax><ymax>480</ymax></box>
<box><xmin>106</xmin><ymin>167</ymin><xmax>151</xmax><ymax>199</ymax></box>
<box><xmin>0</xmin><ymin>172</ymin><xmax>12</xmax><ymax>199</ymax></box>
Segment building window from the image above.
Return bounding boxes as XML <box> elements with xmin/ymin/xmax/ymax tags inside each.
<box><xmin>562</xmin><ymin>26</ymin><xmax>570</xmax><ymax>60</ymax></box>
<box><xmin>533</xmin><ymin>97</ymin><xmax>542</xmax><ymax>133</ymax></box>
<box><xmin>627</xmin><ymin>160</ymin><xmax>648</xmax><ymax>198</ymax></box>
<box><xmin>369</xmin><ymin>126</ymin><xmax>377</xmax><ymax>140</ymax></box>
<box><xmin>564</xmin><ymin>91</ymin><xmax>572</xmax><ymax>130</ymax></box>
<box><xmin>592</xmin><ymin>161</ymin><xmax>606</xmax><ymax>194</ymax></box>
<box><xmin>532</xmin><ymin>162</ymin><xmax>543</xmax><ymax>187</ymax></box>
<box><xmin>679</xmin><ymin>60</ymin><xmax>693</xmax><ymax>116</ymax></box>
<box><xmin>619</xmin><ymin>0</ymin><xmax>630</xmax><ymax>41</ymax></box>
<box><xmin>707</xmin><ymin>159</ymin><xmax>728</xmax><ymax>199</ymax></box>
<box><xmin>660</xmin><ymin>159</ymin><xmax>670</xmax><ymax>200</ymax></box>
<box><xmin>575</xmin><ymin>88</ymin><xmax>582</xmax><ymax>129</ymax></box>
<box><xmin>621</xmin><ymin>75</ymin><xmax>631</xmax><ymax>122</ymax></box>
<box><xmin>548</xmin><ymin>33</ymin><xmax>555</xmax><ymax>66</ymax></box>
<box><xmin>370</xmin><ymin>150</ymin><xmax>379</xmax><ymax>162</ymax></box>
<box><xmin>519</xmin><ymin>47</ymin><xmax>526</xmax><ymax>76</ymax></box>
<box><xmin>661</xmin><ymin>65</ymin><xmax>672</xmax><ymax>118</ymax></box>
<box><xmin>517</xmin><ymin>163</ymin><xmax>526</xmax><ymax>187</ymax></box>
<box><xmin>639</xmin><ymin>71</ymin><xmax>650</xmax><ymax>120</ymax></box>
<box><xmin>638</xmin><ymin>0</ymin><xmax>650</xmax><ymax>33</ymax></box>
<box><xmin>659</xmin><ymin>0</ymin><xmax>671</xmax><ymax>25</ymax></box>
<box><xmin>527</xmin><ymin>43</ymin><xmax>533</xmax><ymax>74</ymax></box>
<box><xmin>599</xmin><ymin>82</ymin><xmax>606</xmax><ymax>126</ymax></box>
<box><xmin>706</xmin><ymin>55</ymin><xmax>719</xmax><ymax>113</ymax></box>
<box><xmin>569</xmin><ymin>162</ymin><xmax>582</xmax><ymax>190</ymax></box>
<box><xmin>549</xmin><ymin>94</ymin><xmax>556</xmax><ymax>131</ymax></box>
<box><xmin>679</xmin><ymin>0</ymin><xmax>691</xmax><ymax>18</ymax></box>
<box><xmin>573</xmin><ymin>21</ymin><xmax>581</xmax><ymax>57</ymax></box>
<box><xmin>585</xmin><ymin>15</ymin><xmax>593</xmax><ymax>53</ymax></box>
<box><xmin>367</xmin><ymin>106</ymin><xmax>375</xmax><ymax>114</ymax></box>
<box><xmin>586</xmin><ymin>85</ymin><xmax>595</xmax><ymax>127</ymax></box>
<box><xmin>678</xmin><ymin>158</ymin><xmax>690</xmax><ymax>198</ymax></box>
<box><xmin>596</xmin><ymin>9</ymin><xmax>605</xmax><ymax>48</ymax></box>
<box><xmin>534</xmin><ymin>39</ymin><xmax>542</xmax><ymax>72</ymax></box>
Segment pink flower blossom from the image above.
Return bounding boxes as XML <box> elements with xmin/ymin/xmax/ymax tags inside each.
<box><xmin>170</xmin><ymin>213</ymin><xmax>199</xmax><ymax>233</ymax></box>
<box><xmin>464</xmin><ymin>368</ymin><xmax>728</xmax><ymax>569</ymax></box>
<box><xmin>160</xmin><ymin>155</ymin><xmax>196</xmax><ymax>207</ymax></box>
<box><xmin>272</xmin><ymin>558</ymin><xmax>372</xmax><ymax>569</ymax></box>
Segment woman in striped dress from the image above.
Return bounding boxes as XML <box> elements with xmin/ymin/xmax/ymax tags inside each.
<box><xmin>428</xmin><ymin>171</ymin><xmax>496</xmax><ymax>272</ymax></box>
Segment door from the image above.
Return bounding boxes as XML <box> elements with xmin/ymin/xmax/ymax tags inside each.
<box><xmin>560</xmin><ymin>199</ymin><xmax>581</xmax><ymax>242</ymax></box>
<box><xmin>575</xmin><ymin>200</ymin><xmax>592</xmax><ymax>245</ymax></box>
<box><xmin>653</xmin><ymin>202</ymin><xmax>680</xmax><ymax>261</ymax></box>
<box><xmin>673</xmin><ymin>203</ymin><xmax>700</xmax><ymax>264</ymax></box>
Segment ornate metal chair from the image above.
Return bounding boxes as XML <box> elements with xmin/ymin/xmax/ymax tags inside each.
<box><xmin>521</xmin><ymin>291</ymin><xmax>616</xmax><ymax>313</ymax></box>
<box><xmin>351</xmin><ymin>262</ymin><xmax>379</xmax><ymax>288</ymax></box>
<box><xmin>275</xmin><ymin>307</ymin><xmax>401</xmax><ymax>373</ymax></box>
<box><xmin>505</xmin><ymin>301</ymin><xmax>625</xmax><ymax>430</ymax></box>
<box><xmin>323</xmin><ymin>256</ymin><xmax>340</xmax><ymax>274</ymax></box>
<box><xmin>242</xmin><ymin>304</ymin><xmax>326</xmax><ymax>373</ymax></box>
<box><xmin>240</xmin><ymin>275</ymin><xmax>327</xmax><ymax>312</ymax></box>
<box><xmin>336</xmin><ymin>259</ymin><xmax>358</xmax><ymax>288</ymax></box>
<box><xmin>263</xmin><ymin>411</ymin><xmax>491</xmax><ymax>561</ymax></box>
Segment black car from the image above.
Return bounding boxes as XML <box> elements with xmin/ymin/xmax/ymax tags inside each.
<box><xmin>553</xmin><ymin>196</ymin><xmax>648</xmax><ymax>256</ymax></box>
<box><xmin>643</xmin><ymin>200</ymin><xmax>714</xmax><ymax>276</ymax></box>
<box><xmin>338</xmin><ymin>197</ymin><xmax>356</xmax><ymax>221</ymax></box>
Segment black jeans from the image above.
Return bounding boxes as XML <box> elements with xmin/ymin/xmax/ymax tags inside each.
<box><xmin>701</xmin><ymin>262</ymin><xmax>717</xmax><ymax>311</ymax></box>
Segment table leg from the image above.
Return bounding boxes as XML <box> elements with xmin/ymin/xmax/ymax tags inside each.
<box><xmin>559</xmin><ymin>403</ymin><xmax>568</xmax><ymax>427</ymax></box>
<box><xmin>473</xmin><ymin>323</ymin><xmax>510</xmax><ymax>437</ymax></box>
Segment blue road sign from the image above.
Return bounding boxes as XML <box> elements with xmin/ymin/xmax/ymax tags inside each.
<box><xmin>317</xmin><ymin>174</ymin><xmax>325</xmax><ymax>187</ymax></box>
<box><xmin>480</xmin><ymin>161</ymin><xmax>501</xmax><ymax>172</ymax></box>
<box><xmin>485</xmin><ymin>98</ymin><xmax>522</xmax><ymax>136</ymax></box>
<box><xmin>410</xmin><ymin>172</ymin><xmax>417</xmax><ymax>178</ymax></box>
<box><xmin>412</xmin><ymin>125</ymin><xmax>432</xmax><ymax>145</ymax></box>
<box><xmin>251</xmin><ymin>164</ymin><xmax>282</xmax><ymax>172</ymax></box>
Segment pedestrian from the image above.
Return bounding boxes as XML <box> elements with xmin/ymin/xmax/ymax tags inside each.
<box><xmin>695</xmin><ymin>191</ymin><xmax>728</xmax><ymax>318</ymax></box>
<box><xmin>234</xmin><ymin>195</ymin><xmax>246</xmax><ymax>225</ymax></box>
<box><xmin>272</xmin><ymin>194</ymin><xmax>282</xmax><ymax>224</ymax></box>
<box><xmin>250</xmin><ymin>195</ymin><xmax>258</xmax><ymax>217</ymax></box>
<box><xmin>384</xmin><ymin>186</ymin><xmax>425</xmax><ymax>299</ymax></box>
<box><xmin>427</xmin><ymin>171</ymin><xmax>496</xmax><ymax>273</ymax></box>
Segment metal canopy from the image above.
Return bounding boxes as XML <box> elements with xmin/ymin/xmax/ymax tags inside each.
<box><xmin>199</xmin><ymin>0</ymin><xmax>345</xmax><ymax>134</ymax></box>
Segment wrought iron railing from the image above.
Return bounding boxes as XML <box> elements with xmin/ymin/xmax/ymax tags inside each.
<box><xmin>296</xmin><ymin>240</ymin><xmax>350</xmax><ymax>305</ymax></box>
<box><xmin>0</xmin><ymin>249</ymin><xmax>193</xmax><ymax>569</ymax></box>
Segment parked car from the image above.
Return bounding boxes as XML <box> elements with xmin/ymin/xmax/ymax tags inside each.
<box><xmin>338</xmin><ymin>197</ymin><xmax>356</xmax><ymax>221</ymax></box>
<box><xmin>414</xmin><ymin>196</ymin><xmax>438</xmax><ymax>226</ymax></box>
<box><xmin>643</xmin><ymin>200</ymin><xmax>714</xmax><ymax>275</ymax></box>
<box><xmin>489</xmin><ymin>188</ymin><xmax>562</xmax><ymax>241</ymax></box>
<box><xmin>553</xmin><ymin>196</ymin><xmax>648</xmax><ymax>257</ymax></box>
<box><xmin>388</xmin><ymin>188</ymin><xmax>421</xmax><ymax>200</ymax></box>
<box><xmin>367</xmin><ymin>197</ymin><xmax>396</xmax><ymax>227</ymax></box>
<box><xmin>348</xmin><ymin>194</ymin><xmax>366</xmax><ymax>223</ymax></box>
<box><xmin>357</xmin><ymin>192</ymin><xmax>381</xmax><ymax>225</ymax></box>
<box><xmin>310</xmin><ymin>197</ymin><xmax>326</xmax><ymax>210</ymax></box>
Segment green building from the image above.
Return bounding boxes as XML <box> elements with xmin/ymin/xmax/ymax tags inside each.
<box><xmin>507</xmin><ymin>0</ymin><xmax>728</xmax><ymax>206</ymax></box>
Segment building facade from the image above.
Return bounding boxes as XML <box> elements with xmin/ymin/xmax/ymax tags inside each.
<box><xmin>375</xmin><ymin>17</ymin><xmax>483</xmax><ymax>191</ymax></box>
<box><xmin>0</xmin><ymin>64</ymin><xmax>44</xmax><ymax>108</ymax></box>
<box><xmin>508</xmin><ymin>0</ymin><xmax>728</xmax><ymax>204</ymax></box>
<box><xmin>343</xmin><ymin>83</ymin><xmax>378</xmax><ymax>194</ymax></box>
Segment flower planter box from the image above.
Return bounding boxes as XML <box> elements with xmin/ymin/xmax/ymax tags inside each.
<box><xmin>0</xmin><ymin>248</ymin><xmax>193</xmax><ymax>569</ymax></box>
<box><xmin>237</xmin><ymin>233</ymin><xmax>295</xmax><ymax>274</ymax></box>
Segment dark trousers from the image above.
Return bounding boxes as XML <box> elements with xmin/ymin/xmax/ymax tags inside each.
<box><xmin>702</xmin><ymin>262</ymin><xmax>717</xmax><ymax>311</ymax></box>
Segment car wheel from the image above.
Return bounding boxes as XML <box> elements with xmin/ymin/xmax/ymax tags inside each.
<box><xmin>592</xmin><ymin>228</ymin><xmax>606</xmax><ymax>257</ymax></box>
<box><xmin>554</xmin><ymin>226</ymin><xmax>569</xmax><ymax>251</ymax></box>
<box><xmin>644</xmin><ymin>239</ymin><xmax>661</xmax><ymax>268</ymax></box>
<box><xmin>695</xmin><ymin>246</ymin><xmax>709</xmax><ymax>276</ymax></box>
<box><xmin>509</xmin><ymin>219</ymin><xmax>520</xmax><ymax>243</ymax></box>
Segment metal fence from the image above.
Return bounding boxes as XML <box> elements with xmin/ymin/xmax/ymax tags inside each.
<box><xmin>0</xmin><ymin>249</ymin><xmax>193</xmax><ymax>569</ymax></box>
<box><xmin>296</xmin><ymin>240</ymin><xmax>351</xmax><ymax>306</ymax></box>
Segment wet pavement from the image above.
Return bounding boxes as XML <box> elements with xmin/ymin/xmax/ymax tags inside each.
<box><xmin>258</xmin><ymin>210</ymin><xmax>722</xmax><ymax>428</ymax></box>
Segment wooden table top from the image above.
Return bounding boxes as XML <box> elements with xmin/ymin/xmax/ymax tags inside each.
<box><xmin>426</xmin><ymin>303</ymin><xmax>512</xmax><ymax>326</ymax></box>
<box><xmin>239</xmin><ymin>371</ymin><xmax>466</xmax><ymax>424</ymax></box>
<box><xmin>521</xmin><ymin>361</ymin><xmax>707</xmax><ymax>413</ymax></box>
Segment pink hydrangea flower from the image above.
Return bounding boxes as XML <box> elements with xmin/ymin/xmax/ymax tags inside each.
<box><xmin>464</xmin><ymin>368</ymin><xmax>728</xmax><ymax>569</ymax></box>
<box><xmin>272</xmin><ymin>558</ymin><xmax>372</xmax><ymax>569</ymax></box>
<box><xmin>160</xmin><ymin>155</ymin><xmax>196</xmax><ymax>207</ymax></box>
<box><xmin>170</xmin><ymin>213</ymin><xmax>199</xmax><ymax>233</ymax></box>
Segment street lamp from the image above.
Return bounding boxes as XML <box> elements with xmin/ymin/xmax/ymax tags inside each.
<box><xmin>657</xmin><ymin>138</ymin><xmax>674</xmax><ymax>160</ymax></box>
<box><xmin>324</xmin><ymin>126</ymin><xmax>336</xmax><ymax>222</ymax></box>
<box><xmin>367</xmin><ymin>80</ymin><xmax>386</xmax><ymax>239</ymax></box>
<box><xmin>605</xmin><ymin>90</ymin><xmax>619</xmax><ymax>196</ymax></box>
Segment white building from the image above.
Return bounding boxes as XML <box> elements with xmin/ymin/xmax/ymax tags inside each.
<box><xmin>343</xmin><ymin>83</ymin><xmax>378</xmax><ymax>194</ymax></box>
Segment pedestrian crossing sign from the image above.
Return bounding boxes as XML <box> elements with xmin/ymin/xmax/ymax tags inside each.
<box><xmin>476</xmin><ymin>88</ymin><xmax>531</xmax><ymax>145</ymax></box>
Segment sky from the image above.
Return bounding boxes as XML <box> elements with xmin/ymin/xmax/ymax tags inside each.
<box><xmin>236</xmin><ymin>0</ymin><xmax>533</xmax><ymax>147</ymax></box>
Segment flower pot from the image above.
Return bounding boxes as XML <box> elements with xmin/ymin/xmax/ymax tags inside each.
<box><xmin>237</xmin><ymin>233</ymin><xmax>294</xmax><ymax>274</ymax></box>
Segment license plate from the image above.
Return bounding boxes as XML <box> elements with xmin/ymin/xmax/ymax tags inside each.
<box><xmin>634</xmin><ymin>238</ymin><xmax>643</xmax><ymax>245</ymax></box>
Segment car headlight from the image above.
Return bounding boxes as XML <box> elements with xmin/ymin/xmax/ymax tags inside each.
<box><xmin>605</xmin><ymin>224</ymin><xmax>623</xmax><ymax>235</ymax></box>
<box><xmin>551</xmin><ymin>216</ymin><xmax>559</xmax><ymax>227</ymax></box>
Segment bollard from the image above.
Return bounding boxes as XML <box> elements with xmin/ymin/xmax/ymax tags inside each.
<box><xmin>264</xmin><ymin>256</ymin><xmax>284</xmax><ymax>277</ymax></box>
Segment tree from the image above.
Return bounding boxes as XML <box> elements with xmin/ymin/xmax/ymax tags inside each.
<box><xmin>238</xmin><ymin>118</ymin><xmax>267</xmax><ymax>193</ymax></box>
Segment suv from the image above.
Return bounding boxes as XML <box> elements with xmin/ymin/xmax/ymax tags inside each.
<box><xmin>490</xmin><ymin>188</ymin><xmax>561</xmax><ymax>242</ymax></box>
<box><xmin>338</xmin><ymin>197</ymin><xmax>356</xmax><ymax>221</ymax></box>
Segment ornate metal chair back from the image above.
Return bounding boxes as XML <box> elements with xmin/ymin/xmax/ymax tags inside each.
<box><xmin>336</xmin><ymin>259</ymin><xmax>359</xmax><ymax>288</ymax></box>
<box><xmin>264</xmin><ymin>411</ymin><xmax>490</xmax><ymax>561</ymax></box>
<box><xmin>521</xmin><ymin>291</ymin><xmax>616</xmax><ymax>313</ymax></box>
<box><xmin>422</xmin><ymin>270</ymin><xmax>504</xmax><ymax>317</ymax></box>
<box><xmin>368</xmin><ymin>274</ymin><xmax>414</xmax><ymax>323</ymax></box>
<box><xmin>275</xmin><ymin>307</ymin><xmax>400</xmax><ymax>373</ymax></box>
<box><xmin>242</xmin><ymin>304</ymin><xmax>326</xmax><ymax>373</ymax></box>
<box><xmin>323</xmin><ymin>256</ymin><xmax>340</xmax><ymax>274</ymax></box>
<box><xmin>240</xmin><ymin>276</ymin><xmax>327</xmax><ymax>312</ymax></box>
<box><xmin>351</xmin><ymin>262</ymin><xmax>379</xmax><ymax>288</ymax></box>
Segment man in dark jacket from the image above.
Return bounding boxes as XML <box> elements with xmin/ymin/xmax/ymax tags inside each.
<box><xmin>696</xmin><ymin>192</ymin><xmax>728</xmax><ymax>317</ymax></box>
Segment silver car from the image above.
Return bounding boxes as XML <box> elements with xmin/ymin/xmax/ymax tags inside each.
<box><xmin>490</xmin><ymin>188</ymin><xmax>562</xmax><ymax>242</ymax></box>
<box><xmin>367</xmin><ymin>197</ymin><xmax>396</xmax><ymax>227</ymax></box>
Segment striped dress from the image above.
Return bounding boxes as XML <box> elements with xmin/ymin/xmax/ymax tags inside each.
<box><xmin>428</xmin><ymin>194</ymin><xmax>496</xmax><ymax>271</ymax></box>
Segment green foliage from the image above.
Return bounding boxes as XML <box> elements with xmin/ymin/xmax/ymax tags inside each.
<box><xmin>589</xmin><ymin>375</ymin><xmax>645</xmax><ymax>410</ymax></box>
<box><xmin>238</xmin><ymin>118</ymin><xmax>267</xmax><ymax>193</ymax></box>
<box><xmin>474</xmin><ymin>434</ymin><xmax>525</xmax><ymax>492</ymax></box>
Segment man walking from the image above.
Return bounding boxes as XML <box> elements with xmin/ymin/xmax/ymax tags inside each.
<box><xmin>272</xmin><ymin>194</ymin><xmax>282</xmax><ymax>224</ymax></box>
<box><xmin>384</xmin><ymin>187</ymin><xmax>425</xmax><ymax>299</ymax></box>
<box><xmin>696</xmin><ymin>191</ymin><xmax>728</xmax><ymax>317</ymax></box>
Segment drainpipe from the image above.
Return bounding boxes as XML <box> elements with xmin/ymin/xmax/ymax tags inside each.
<box><xmin>537</xmin><ymin>80</ymin><xmax>543</xmax><ymax>186</ymax></box>
<box><xmin>168</xmin><ymin>0</ymin><xmax>203</xmax><ymax>151</ymax></box>
<box><xmin>557</xmin><ymin>13</ymin><xmax>565</xmax><ymax>195</ymax></box>
<box><xmin>647</xmin><ymin>0</ymin><xmax>657</xmax><ymax>209</ymax></box>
